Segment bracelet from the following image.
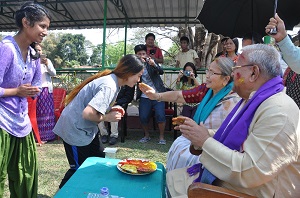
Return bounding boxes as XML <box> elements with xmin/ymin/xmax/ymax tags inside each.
<box><xmin>157</xmin><ymin>93</ymin><xmax>162</xmax><ymax>102</ymax></box>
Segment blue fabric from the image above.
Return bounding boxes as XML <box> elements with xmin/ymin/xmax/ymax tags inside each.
<box><xmin>55</xmin><ymin>157</ymin><xmax>166</xmax><ymax>198</ymax></box>
<box><xmin>139</xmin><ymin>97</ymin><xmax>166</xmax><ymax>125</ymax></box>
<box><xmin>193</xmin><ymin>82</ymin><xmax>234</xmax><ymax>124</ymax></box>
<box><xmin>71</xmin><ymin>146</ymin><xmax>80</xmax><ymax>169</ymax></box>
<box><xmin>199</xmin><ymin>76</ymin><xmax>284</xmax><ymax>184</ymax></box>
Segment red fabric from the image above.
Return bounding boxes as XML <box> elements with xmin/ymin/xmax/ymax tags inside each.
<box><xmin>182</xmin><ymin>83</ymin><xmax>209</xmax><ymax>104</ymax></box>
<box><xmin>147</xmin><ymin>46</ymin><xmax>163</xmax><ymax>59</ymax></box>
<box><xmin>53</xmin><ymin>88</ymin><xmax>67</xmax><ymax>122</ymax></box>
<box><xmin>27</xmin><ymin>97</ymin><xmax>42</xmax><ymax>144</ymax></box>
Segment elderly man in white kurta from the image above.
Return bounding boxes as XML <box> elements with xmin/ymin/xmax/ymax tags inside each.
<box><xmin>167</xmin><ymin>44</ymin><xmax>300</xmax><ymax>198</ymax></box>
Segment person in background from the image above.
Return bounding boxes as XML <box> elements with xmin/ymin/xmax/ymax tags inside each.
<box><xmin>266</xmin><ymin>13</ymin><xmax>300</xmax><ymax>74</ymax></box>
<box><xmin>167</xmin><ymin>44</ymin><xmax>300</xmax><ymax>197</ymax></box>
<box><xmin>175</xmin><ymin>62</ymin><xmax>201</xmax><ymax>118</ymax></box>
<box><xmin>135</xmin><ymin>44</ymin><xmax>167</xmax><ymax>145</ymax></box>
<box><xmin>139</xmin><ymin>57</ymin><xmax>240</xmax><ymax>172</ymax></box>
<box><xmin>215</xmin><ymin>37</ymin><xmax>229</xmax><ymax>58</ymax></box>
<box><xmin>35</xmin><ymin>43</ymin><xmax>57</xmax><ymax>142</ymax></box>
<box><xmin>242</xmin><ymin>31</ymin><xmax>287</xmax><ymax>75</ymax></box>
<box><xmin>53</xmin><ymin>54</ymin><xmax>144</xmax><ymax>188</ymax></box>
<box><xmin>223</xmin><ymin>37</ymin><xmax>239</xmax><ymax>62</ymax></box>
<box><xmin>145</xmin><ymin>33</ymin><xmax>164</xmax><ymax>64</ymax></box>
<box><xmin>0</xmin><ymin>2</ymin><xmax>50</xmax><ymax>197</ymax></box>
<box><xmin>175</xmin><ymin>36</ymin><xmax>201</xmax><ymax>69</ymax></box>
<box><xmin>99</xmin><ymin>85</ymin><xmax>135</xmax><ymax>145</ymax></box>
<box><xmin>242</xmin><ymin>32</ymin><xmax>263</xmax><ymax>47</ymax></box>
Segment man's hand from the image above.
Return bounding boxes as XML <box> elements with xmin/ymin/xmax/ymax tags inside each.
<box><xmin>265</xmin><ymin>13</ymin><xmax>287</xmax><ymax>43</ymax></box>
<box><xmin>177</xmin><ymin>117</ymin><xmax>210</xmax><ymax>148</ymax></box>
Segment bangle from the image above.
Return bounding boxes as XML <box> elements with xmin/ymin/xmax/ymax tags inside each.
<box><xmin>157</xmin><ymin>93</ymin><xmax>162</xmax><ymax>102</ymax></box>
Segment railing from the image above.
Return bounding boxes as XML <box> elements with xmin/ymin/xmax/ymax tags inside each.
<box><xmin>52</xmin><ymin>67</ymin><xmax>206</xmax><ymax>93</ymax></box>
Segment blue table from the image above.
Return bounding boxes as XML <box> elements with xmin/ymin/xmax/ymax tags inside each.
<box><xmin>54</xmin><ymin>157</ymin><xmax>166</xmax><ymax>198</ymax></box>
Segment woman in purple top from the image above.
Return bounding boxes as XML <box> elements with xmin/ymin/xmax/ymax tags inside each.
<box><xmin>0</xmin><ymin>2</ymin><xmax>51</xmax><ymax>197</ymax></box>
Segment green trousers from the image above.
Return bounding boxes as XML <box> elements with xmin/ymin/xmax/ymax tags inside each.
<box><xmin>0</xmin><ymin>129</ymin><xmax>38</xmax><ymax>198</ymax></box>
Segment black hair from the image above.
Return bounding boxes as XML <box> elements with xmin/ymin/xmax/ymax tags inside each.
<box><xmin>242</xmin><ymin>32</ymin><xmax>263</xmax><ymax>44</ymax></box>
<box><xmin>145</xmin><ymin>33</ymin><xmax>155</xmax><ymax>40</ymax></box>
<box><xmin>180</xmin><ymin>62</ymin><xmax>197</xmax><ymax>86</ymax></box>
<box><xmin>15</xmin><ymin>2</ymin><xmax>51</xmax><ymax>60</ymax></box>
<box><xmin>232</xmin><ymin>38</ymin><xmax>239</xmax><ymax>54</ymax></box>
<box><xmin>134</xmin><ymin>44</ymin><xmax>147</xmax><ymax>53</ymax></box>
<box><xmin>180</xmin><ymin>36</ymin><xmax>189</xmax><ymax>44</ymax></box>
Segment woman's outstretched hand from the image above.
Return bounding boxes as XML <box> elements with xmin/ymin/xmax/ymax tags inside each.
<box><xmin>138</xmin><ymin>82</ymin><xmax>157</xmax><ymax>100</ymax></box>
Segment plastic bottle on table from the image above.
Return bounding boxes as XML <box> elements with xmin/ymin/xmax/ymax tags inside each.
<box><xmin>100</xmin><ymin>187</ymin><xmax>112</xmax><ymax>198</ymax></box>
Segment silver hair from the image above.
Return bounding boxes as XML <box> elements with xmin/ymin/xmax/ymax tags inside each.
<box><xmin>215</xmin><ymin>57</ymin><xmax>235</xmax><ymax>82</ymax></box>
<box><xmin>241</xmin><ymin>44</ymin><xmax>281</xmax><ymax>77</ymax></box>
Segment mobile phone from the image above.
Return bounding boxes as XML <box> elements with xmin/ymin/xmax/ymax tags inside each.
<box><xmin>268</xmin><ymin>0</ymin><xmax>278</xmax><ymax>35</ymax></box>
<box><xmin>40</xmin><ymin>54</ymin><xmax>47</xmax><ymax>59</ymax></box>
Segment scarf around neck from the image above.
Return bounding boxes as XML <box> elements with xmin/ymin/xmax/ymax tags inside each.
<box><xmin>193</xmin><ymin>82</ymin><xmax>234</xmax><ymax>124</ymax></box>
<box><xmin>189</xmin><ymin>76</ymin><xmax>284</xmax><ymax>184</ymax></box>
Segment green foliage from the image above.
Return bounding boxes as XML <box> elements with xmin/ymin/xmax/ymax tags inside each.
<box><xmin>104</xmin><ymin>41</ymin><xmax>135</xmax><ymax>66</ymax></box>
<box><xmin>163</xmin><ymin>41</ymin><xmax>180</xmax><ymax>67</ymax></box>
<box><xmin>42</xmin><ymin>33</ymin><xmax>63</xmax><ymax>67</ymax></box>
<box><xmin>89</xmin><ymin>44</ymin><xmax>102</xmax><ymax>66</ymax></box>
<box><xmin>55</xmin><ymin>33</ymin><xmax>89</xmax><ymax>67</ymax></box>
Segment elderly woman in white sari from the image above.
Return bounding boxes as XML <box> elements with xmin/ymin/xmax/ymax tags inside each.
<box><xmin>139</xmin><ymin>57</ymin><xmax>241</xmax><ymax>171</ymax></box>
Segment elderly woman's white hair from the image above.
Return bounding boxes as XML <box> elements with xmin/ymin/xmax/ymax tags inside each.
<box><xmin>214</xmin><ymin>57</ymin><xmax>235</xmax><ymax>83</ymax></box>
<box><xmin>241</xmin><ymin>44</ymin><xmax>282</xmax><ymax>78</ymax></box>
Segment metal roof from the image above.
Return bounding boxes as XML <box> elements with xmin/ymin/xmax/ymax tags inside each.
<box><xmin>0</xmin><ymin>0</ymin><xmax>204</xmax><ymax>31</ymax></box>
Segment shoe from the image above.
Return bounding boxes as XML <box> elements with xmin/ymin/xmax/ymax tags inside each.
<box><xmin>109</xmin><ymin>137</ymin><xmax>118</xmax><ymax>145</ymax></box>
<box><xmin>158</xmin><ymin>139</ymin><xmax>166</xmax><ymax>145</ymax></box>
<box><xmin>101</xmin><ymin>135</ymin><xmax>108</xmax><ymax>144</ymax></box>
<box><xmin>139</xmin><ymin>137</ymin><xmax>151</xmax><ymax>143</ymax></box>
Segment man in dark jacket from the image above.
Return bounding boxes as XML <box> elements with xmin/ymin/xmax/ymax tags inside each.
<box><xmin>135</xmin><ymin>44</ymin><xmax>167</xmax><ymax>145</ymax></box>
<box><xmin>99</xmin><ymin>85</ymin><xmax>135</xmax><ymax>145</ymax></box>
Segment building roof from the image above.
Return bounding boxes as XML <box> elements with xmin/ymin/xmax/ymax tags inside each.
<box><xmin>0</xmin><ymin>0</ymin><xmax>204</xmax><ymax>31</ymax></box>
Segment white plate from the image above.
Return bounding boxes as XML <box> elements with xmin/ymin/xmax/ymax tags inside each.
<box><xmin>116</xmin><ymin>159</ymin><xmax>157</xmax><ymax>176</ymax></box>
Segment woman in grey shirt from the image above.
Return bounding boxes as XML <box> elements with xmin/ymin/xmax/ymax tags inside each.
<box><xmin>54</xmin><ymin>54</ymin><xmax>144</xmax><ymax>188</ymax></box>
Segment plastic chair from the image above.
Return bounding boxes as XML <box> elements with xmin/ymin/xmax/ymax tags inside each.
<box><xmin>188</xmin><ymin>182</ymin><xmax>256</xmax><ymax>198</ymax></box>
<box><xmin>27</xmin><ymin>97</ymin><xmax>42</xmax><ymax>146</ymax></box>
<box><xmin>53</xmin><ymin>88</ymin><xmax>67</xmax><ymax>122</ymax></box>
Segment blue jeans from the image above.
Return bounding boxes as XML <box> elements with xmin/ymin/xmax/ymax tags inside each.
<box><xmin>139</xmin><ymin>97</ymin><xmax>166</xmax><ymax>125</ymax></box>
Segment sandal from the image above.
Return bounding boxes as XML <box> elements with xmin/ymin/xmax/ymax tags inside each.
<box><xmin>139</xmin><ymin>137</ymin><xmax>151</xmax><ymax>143</ymax></box>
<box><xmin>158</xmin><ymin>139</ymin><xmax>166</xmax><ymax>145</ymax></box>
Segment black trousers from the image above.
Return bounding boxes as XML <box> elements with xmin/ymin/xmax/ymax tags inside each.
<box><xmin>59</xmin><ymin>133</ymin><xmax>105</xmax><ymax>188</ymax></box>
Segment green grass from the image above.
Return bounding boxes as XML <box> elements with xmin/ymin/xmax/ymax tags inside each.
<box><xmin>3</xmin><ymin>129</ymin><xmax>175</xmax><ymax>197</ymax></box>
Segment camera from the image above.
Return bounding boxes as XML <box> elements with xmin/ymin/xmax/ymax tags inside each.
<box><xmin>150</xmin><ymin>49</ymin><xmax>156</xmax><ymax>55</ymax></box>
<box><xmin>143</xmin><ymin>57</ymin><xmax>150</xmax><ymax>62</ymax></box>
<box><xmin>183</xmin><ymin>71</ymin><xmax>191</xmax><ymax>77</ymax></box>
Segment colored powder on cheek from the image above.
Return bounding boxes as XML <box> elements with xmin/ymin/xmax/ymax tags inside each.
<box><xmin>236</xmin><ymin>72</ymin><xmax>244</xmax><ymax>83</ymax></box>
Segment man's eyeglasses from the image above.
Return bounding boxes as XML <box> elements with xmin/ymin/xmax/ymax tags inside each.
<box><xmin>232</xmin><ymin>64</ymin><xmax>254</xmax><ymax>71</ymax></box>
<box><xmin>205</xmin><ymin>69</ymin><xmax>223</xmax><ymax>76</ymax></box>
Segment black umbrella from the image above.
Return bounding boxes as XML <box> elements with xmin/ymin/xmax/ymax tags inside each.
<box><xmin>197</xmin><ymin>0</ymin><xmax>300</xmax><ymax>38</ymax></box>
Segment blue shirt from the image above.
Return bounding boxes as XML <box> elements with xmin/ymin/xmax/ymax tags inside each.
<box><xmin>0</xmin><ymin>36</ymin><xmax>41</xmax><ymax>137</ymax></box>
<box><xmin>277</xmin><ymin>36</ymin><xmax>300</xmax><ymax>74</ymax></box>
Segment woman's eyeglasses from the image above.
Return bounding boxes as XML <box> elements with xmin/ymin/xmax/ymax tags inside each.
<box><xmin>205</xmin><ymin>69</ymin><xmax>223</xmax><ymax>76</ymax></box>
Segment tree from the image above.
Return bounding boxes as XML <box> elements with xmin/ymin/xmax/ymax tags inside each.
<box><xmin>104</xmin><ymin>41</ymin><xmax>135</xmax><ymax>67</ymax></box>
<box><xmin>55</xmin><ymin>33</ymin><xmax>89</xmax><ymax>67</ymax></box>
<box><xmin>89</xmin><ymin>44</ymin><xmax>102</xmax><ymax>66</ymax></box>
<box><xmin>42</xmin><ymin>32</ymin><xmax>62</xmax><ymax>67</ymax></box>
